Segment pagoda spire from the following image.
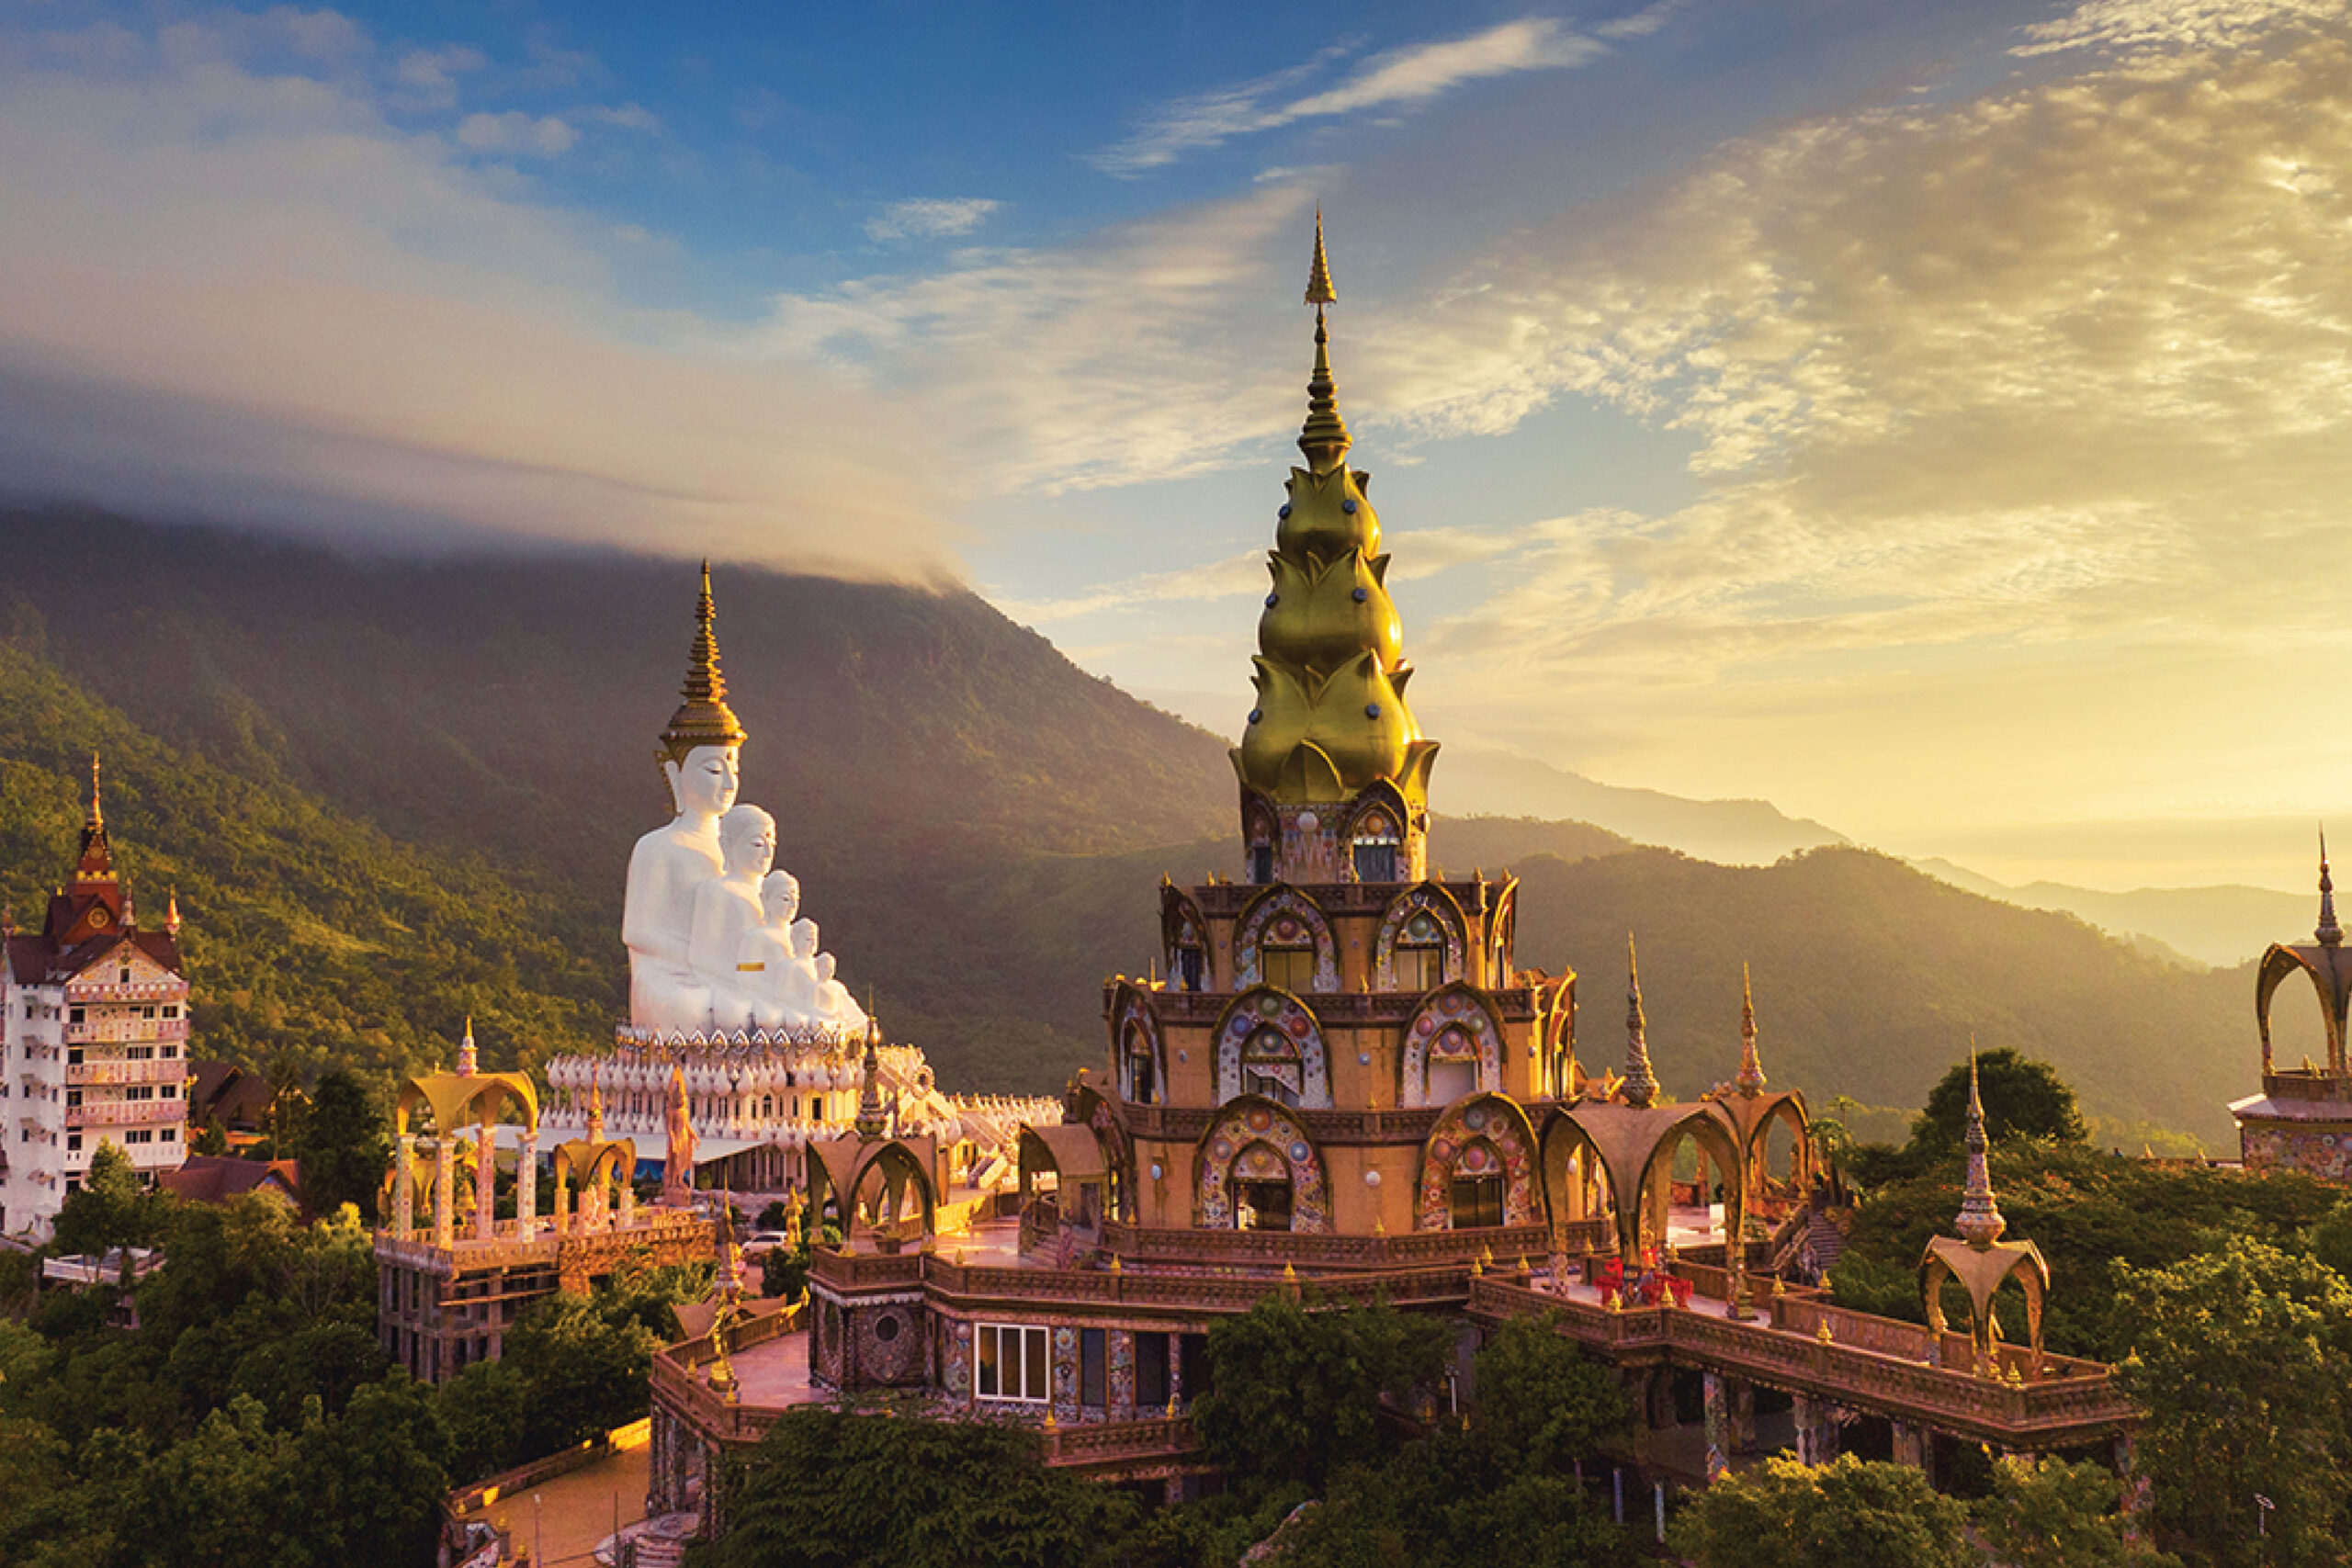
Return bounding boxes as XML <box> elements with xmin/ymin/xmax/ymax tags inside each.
<box><xmin>457</xmin><ymin>1016</ymin><xmax>478</xmax><ymax>1076</ymax></box>
<box><xmin>76</xmin><ymin>752</ymin><xmax>113</xmax><ymax>881</ymax></box>
<box><xmin>1622</xmin><ymin>934</ymin><xmax>1659</xmax><ymax>1109</ymax></box>
<box><xmin>660</xmin><ymin>561</ymin><xmax>747</xmax><ymax>765</ymax></box>
<box><xmin>1232</xmin><ymin>216</ymin><xmax>1439</xmax><ymax>825</ymax></box>
<box><xmin>1735</xmin><ymin>962</ymin><xmax>1766</xmax><ymax>1096</ymax></box>
<box><xmin>1953</xmin><ymin>1042</ymin><xmax>2007</xmax><ymax>1247</ymax></box>
<box><xmin>2319</xmin><ymin>828</ymin><xmax>2341</xmax><ymax>948</ymax></box>
<box><xmin>1297</xmin><ymin>211</ymin><xmax>1351</xmax><ymax>473</ymax></box>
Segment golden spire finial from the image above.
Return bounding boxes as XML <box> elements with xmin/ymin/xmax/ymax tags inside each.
<box><xmin>1735</xmin><ymin>962</ymin><xmax>1766</xmax><ymax>1096</ymax></box>
<box><xmin>2319</xmin><ymin>826</ymin><xmax>2341</xmax><ymax>947</ymax></box>
<box><xmin>1297</xmin><ymin>213</ymin><xmax>1351</xmax><ymax>472</ymax></box>
<box><xmin>1622</xmin><ymin>933</ymin><xmax>1658</xmax><ymax>1109</ymax></box>
<box><xmin>1306</xmin><ymin>209</ymin><xmax>1336</xmax><ymax>307</ymax></box>
<box><xmin>88</xmin><ymin>752</ymin><xmax>103</xmax><ymax>829</ymax></box>
<box><xmin>1955</xmin><ymin>1038</ymin><xmax>2007</xmax><ymax>1247</ymax></box>
<box><xmin>661</xmin><ymin>560</ymin><xmax>747</xmax><ymax>767</ymax></box>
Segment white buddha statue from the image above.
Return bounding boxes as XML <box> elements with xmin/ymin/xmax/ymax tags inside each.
<box><xmin>623</xmin><ymin>564</ymin><xmax>748</xmax><ymax>1035</ymax></box>
<box><xmin>724</xmin><ymin>871</ymin><xmax>802</xmax><ymax>1031</ymax></box>
<box><xmin>775</xmin><ymin>918</ymin><xmax>826</xmax><ymax>1022</ymax></box>
<box><xmin>814</xmin><ymin>949</ymin><xmax>868</xmax><ymax>1033</ymax></box>
<box><xmin>690</xmin><ymin>805</ymin><xmax>776</xmax><ymax>1024</ymax></box>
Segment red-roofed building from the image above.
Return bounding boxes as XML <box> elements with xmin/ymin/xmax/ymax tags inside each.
<box><xmin>2</xmin><ymin>757</ymin><xmax>191</xmax><ymax>1242</ymax></box>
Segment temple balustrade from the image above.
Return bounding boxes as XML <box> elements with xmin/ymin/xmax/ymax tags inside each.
<box><xmin>1181</xmin><ymin>879</ymin><xmax>1495</xmax><ymax>921</ymax></box>
<box><xmin>1095</xmin><ymin>1218</ymin><xmax>1584</xmax><ymax>1269</ymax></box>
<box><xmin>1116</xmin><ymin>987</ymin><xmax>1545</xmax><ymax>1030</ymax></box>
<box><xmin>1467</xmin><ymin>1275</ymin><xmax>2134</xmax><ymax>1450</ymax></box>
<box><xmin>808</xmin><ymin>1245</ymin><xmax>1485</xmax><ymax>1314</ymax></box>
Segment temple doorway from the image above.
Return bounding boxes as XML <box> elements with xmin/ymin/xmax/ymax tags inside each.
<box><xmin>1236</xmin><ymin>1175</ymin><xmax>1293</xmax><ymax>1231</ymax></box>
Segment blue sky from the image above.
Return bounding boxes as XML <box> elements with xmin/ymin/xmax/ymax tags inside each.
<box><xmin>4</xmin><ymin>0</ymin><xmax>2351</xmax><ymax>889</ymax></box>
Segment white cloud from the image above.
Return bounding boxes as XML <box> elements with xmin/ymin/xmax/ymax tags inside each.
<box><xmin>455</xmin><ymin>109</ymin><xmax>579</xmax><ymax>157</ymax></box>
<box><xmin>865</xmin><ymin>197</ymin><xmax>1002</xmax><ymax>243</ymax></box>
<box><xmin>392</xmin><ymin>43</ymin><xmax>485</xmax><ymax>108</ymax></box>
<box><xmin>1090</xmin><ymin>18</ymin><xmax>1615</xmax><ymax>175</ymax></box>
<box><xmin>2014</xmin><ymin>0</ymin><xmax>2343</xmax><ymax>56</ymax></box>
<box><xmin>584</xmin><ymin>101</ymin><xmax>661</xmax><ymax>133</ymax></box>
<box><xmin>0</xmin><ymin>11</ymin><xmax>954</xmax><ymax>579</ymax></box>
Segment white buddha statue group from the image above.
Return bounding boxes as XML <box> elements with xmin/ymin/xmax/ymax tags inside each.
<box><xmin>620</xmin><ymin>568</ymin><xmax>869</xmax><ymax>1039</ymax></box>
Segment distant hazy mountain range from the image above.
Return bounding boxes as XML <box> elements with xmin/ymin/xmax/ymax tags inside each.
<box><xmin>1907</xmin><ymin>859</ymin><xmax>2312</xmax><ymax>970</ymax></box>
<box><xmin>0</xmin><ymin>508</ymin><xmax>2272</xmax><ymax>1146</ymax></box>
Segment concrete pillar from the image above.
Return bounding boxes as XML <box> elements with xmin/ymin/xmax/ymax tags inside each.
<box><xmin>1728</xmin><ymin>1378</ymin><xmax>1758</xmax><ymax>1455</ymax></box>
<box><xmin>1792</xmin><ymin>1393</ymin><xmax>1839</xmax><ymax>1465</ymax></box>
<box><xmin>394</xmin><ymin>1133</ymin><xmax>415</xmax><ymax>1237</ymax></box>
<box><xmin>1893</xmin><ymin>1421</ymin><xmax>1929</xmax><ymax>1472</ymax></box>
<box><xmin>1702</xmin><ymin>1371</ymin><xmax>1730</xmax><ymax>1482</ymax></box>
<box><xmin>552</xmin><ymin>1159</ymin><xmax>570</xmax><ymax>1236</ymax></box>
<box><xmin>429</xmin><ymin>1137</ymin><xmax>454</xmax><ymax>1250</ymax></box>
<box><xmin>619</xmin><ymin>1179</ymin><xmax>638</xmax><ymax>1230</ymax></box>
<box><xmin>517</xmin><ymin>1126</ymin><xmax>538</xmax><ymax>1239</ymax></box>
<box><xmin>2115</xmin><ymin>1434</ymin><xmax>2152</xmax><ymax>1542</ymax></box>
<box><xmin>474</xmin><ymin>1123</ymin><xmax>496</xmax><ymax>1242</ymax></box>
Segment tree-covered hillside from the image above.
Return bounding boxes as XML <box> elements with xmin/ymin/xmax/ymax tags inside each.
<box><xmin>0</xmin><ymin>510</ymin><xmax>2275</xmax><ymax>1142</ymax></box>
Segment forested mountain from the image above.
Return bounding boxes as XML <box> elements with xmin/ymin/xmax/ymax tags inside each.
<box><xmin>0</xmin><ymin>510</ymin><xmax>2268</xmax><ymax>1143</ymax></box>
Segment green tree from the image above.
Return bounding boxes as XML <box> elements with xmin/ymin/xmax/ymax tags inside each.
<box><xmin>1191</xmin><ymin>1293</ymin><xmax>1449</xmax><ymax>1492</ymax></box>
<box><xmin>1670</xmin><ymin>1456</ymin><xmax>1972</xmax><ymax>1568</ymax></box>
<box><xmin>296</xmin><ymin>1068</ymin><xmax>389</xmax><ymax>1223</ymax></box>
<box><xmin>109</xmin><ymin>1393</ymin><xmax>293</xmax><ymax>1568</ymax></box>
<box><xmin>50</xmin><ymin>1141</ymin><xmax>167</xmax><ymax>1258</ymax></box>
<box><xmin>280</xmin><ymin>1371</ymin><xmax>454</xmax><ymax>1568</ymax></box>
<box><xmin>1468</xmin><ymin>1312</ymin><xmax>1631</xmax><ymax>1474</ymax></box>
<box><xmin>1975</xmin><ymin>1455</ymin><xmax>2179</xmax><ymax>1568</ymax></box>
<box><xmin>2115</xmin><ymin>1238</ymin><xmax>2352</xmax><ymax>1566</ymax></box>
<box><xmin>1911</xmin><ymin>1047</ymin><xmax>2086</xmax><ymax>1153</ymax></box>
<box><xmin>699</xmin><ymin>1406</ymin><xmax>1137</xmax><ymax>1568</ymax></box>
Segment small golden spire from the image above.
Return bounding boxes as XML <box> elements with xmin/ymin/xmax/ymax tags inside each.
<box><xmin>661</xmin><ymin>561</ymin><xmax>747</xmax><ymax>766</ymax></box>
<box><xmin>1622</xmin><ymin>934</ymin><xmax>1658</xmax><ymax>1109</ymax></box>
<box><xmin>1305</xmin><ymin>209</ymin><xmax>1336</xmax><ymax>306</ymax></box>
<box><xmin>1735</xmin><ymin>962</ymin><xmax>1766</xmax><ymax>1096</ymax></box>
<box><xmin>88</xmin><ymin>752</ymin><xmax>103</xmax><ymax>829</ymax></box>
<box><xmin>1297</xmin><ymin>212</ymin><xmax>1351</xmax><ymax>473</ymax></box>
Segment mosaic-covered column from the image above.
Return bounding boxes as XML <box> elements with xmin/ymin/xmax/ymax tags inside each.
<box><xmin>428</xmin><ymin>1137</ymin><xmax>455</xmax><ymax>1249</ymax></box>
<box><xmin>474</xmin><ymin>1124</ymin><xmax>497</xmax><ymax>1241</ymax></box>
<box><xmin>1893</xmin><ymin>1421</ymin><xmax>1929</xmax><ymax>1472</ymax></box>
<box><xmin>394</xmin><ymin>1132</ymin><xmax>415</xmax><ymax>1236</ymax></box>
<box><xmin>516</xmin><ymin>1126</ymin><xmax>538</xmax><ymax>1238</ymax></box>
<box><xmin>1792</xmin><ymin>1394</ymin><xmax>1840</xmax><ymax>1464</ymax></box>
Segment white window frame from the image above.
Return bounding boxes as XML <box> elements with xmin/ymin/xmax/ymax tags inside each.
<box><xmin>974</xmin><ymin>1322</ymin><xmax>1051</xmax><ymax>1404</ymax></box>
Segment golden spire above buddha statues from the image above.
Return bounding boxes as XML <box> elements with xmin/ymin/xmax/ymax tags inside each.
<box><xmin>661</xmin><ymin>560</ymin><xmax>746</xmax><ymax>766</ymax></box>
<box><xmin>1234</xmin><ymin>216</ymin><xmax>1439</xmax><ymax>813</ymax></box>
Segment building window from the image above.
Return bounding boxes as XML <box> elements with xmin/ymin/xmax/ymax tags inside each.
<box><xmin>163</xmin><ymin>1005</ymin><xmax>179</xmax><ymax>1020</ymax></box>
<box><xmin>1080</xmin><ymin>1328</ymin><xmax>1107</xmax><ymax>1410</ymax></box>
<box><xmin>66</xmin><ymin>1089</ymin><xmax>81</xmax><ymax>1108</ymax></box>
<box><xmin>161</xmin><ymin>1045</ymin><xmax>177</xmax><ymax>1060</ymax></box>
<box><xmin>67</xmin><ymin>1048</ymin><xmax>82</xmax><ymax>1066</ymax></box>
<box><xmin>119</xmin><ymin>968</ymin><xmax>131</xmax><ymax>985</ymax></box>
<box><xmin>976</xmin><ymin>1324</ymin><xmax>1050</xmax><ymax>1403</ymax></box>
<box><xmin>1250</xmin><ymin>843</ymin><xmax>1274</xmax><ymax>885</ymax></box>
<box><xmin>1396</xmin><ymin>912</ymin><xmax>1446</xmax><ymax>991</ymax></box>
<box><xmin>1261</xmin><ymin>945</ymin><xmax>1315</xmax><ymax>994</ymax></box>
<box><xmin>1352</xmin><ymin>840</ymin><xmax>1398</xmax><ymax>884</ymax></box>
<box><xmin>127</xmin><ymin>1045</ymin><xmax>154</xmax><ymax>1061</ymax></box>
<box><xmin>162</xmin><ymin>1127</ymin><xmax>177</xmax><ymax>1141</ymax></box>
<box><xmin>1175</xmin><ymin>945</ymin><xmax>1204</xmax><ymax>992</ymax></box>
<box><xmin>1240</xmin><ymin>1029</ymin><xmax>1303</xmax><ymax>1109</ymax></box>
<box><xmin>66</xmin><ymin>1134</ymin><xmax>82</xmax><ymax>1153</ymax></box>
<box><xmin>69</xmin><ymin>1006</ymin><xmax>85</xmax><ymax>1024</ymax></box>
<box><xmin>1450</xmin><ymin>1173</ymin><xmax>1504</xmax><ymax>1229</ymax></box>
<box><xmin>126</xmin><ymin>1130</ymin><xmax>153</xmax><ymax>1145</ymax></box>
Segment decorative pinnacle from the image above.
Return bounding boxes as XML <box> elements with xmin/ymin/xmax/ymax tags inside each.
<box><xmin>2319</xmin><ymin>828</ymin><xmax>2341</xmax><ymax>948</ymax></box>
<box><xmin>1954</xmin><ymin>1041</ymin><xmax>2007</xmax><ymax>1247</ymax></box>
<box><xmin>587</xmin><ymin>1072</ymin><xmax>606</xmax><ymax>1141</ymax></box>
<box><xmin>457</xmin><ymin>1016</ymin><xmax>478</xmax><ymax>1075</ymax></box>
<box><xmin>1623</xmin><ymin>933</ymin><xmax>1658</xmax><ymax>1109</ymax></box>
<box><xmin>1735</xmin><ymin>962</ymin><xmax>1766</xmax><ymax>1095</ymax></box>
<box><xmin>1297</xmin><ymin>213</ymin><xmax>1352</xmax><ymax>473</ymax></box>
<box><xmin>165</xmin><ymin>887</ymin><xmax>181</xmax><ymax>937</ymax></box>
<box><xmin>661</xmin><ymin>560</ymin><xmax>747</xmax><ymax>766</ymax></box>
<box><xmin>1305</xmin><ymin>210</ymin><xmax>1336</xmax><ymax>306</ymax></box>
<box><xmin>88</xmin><ymin>752</ymin><xmax>103</xmax><ymax>829</ymax></box>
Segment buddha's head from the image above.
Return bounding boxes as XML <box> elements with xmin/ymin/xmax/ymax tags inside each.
<box><xmin>789</xmin><ymin>918</ymin><xmax>820</xmax><ymax>959</ymax></box>
<box><xmin>663</xmin><ymin>743</ymin><xmax>740</xmax><ymax>818</ymax></box>
<box><xmin>719</xmin><ymin>804</ymin><xmax>776</xmax><ymax>878</ymax></box>
<box><xmin>815</xmin><ymin>953</ymin><xmax>838</xmax><ymax>983</ymax></box>
<box><xmin>761</xmin><ymin>871</ymin><xmax>802</xmax><ymax>926</ymax></box>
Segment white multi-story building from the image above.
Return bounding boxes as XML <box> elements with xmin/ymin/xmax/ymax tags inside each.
<box><xmin>1</xmin><ymin>760</ymin><xmax>189</xmax><ymax>1240</ymax></box>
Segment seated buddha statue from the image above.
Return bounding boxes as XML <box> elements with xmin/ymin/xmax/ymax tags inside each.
<box><xmin>689</xmin><ymin>804</ymin><xmax>777</xmax><ymax>1027</ymax></box>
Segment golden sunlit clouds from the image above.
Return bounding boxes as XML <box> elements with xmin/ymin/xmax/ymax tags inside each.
<box><xmin>0</xmin><ymin>14</ymin><xmax>955</xmax><ymax>577</ymax></box>
<box><xmin>1370</xmin><ymin>6</ymin><xmax>2352</xmax><ymax>854</ymax></box>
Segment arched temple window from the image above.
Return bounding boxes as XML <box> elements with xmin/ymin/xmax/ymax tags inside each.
<box><xmin>1240</xmin><ymin>1028</ymin><xmax>1303</xmax><ymax>1108</ymax></box>
<box><xmin>1351</xmin><ymin>808</ymin><xmax>1401</xmax><ymax>885</ymax></box>
<box><xmin>1449</xmin><ymin>1137</ymin><xmax>1505</xmax><ymax>1228</ymax></box>
<box><xmin>1232</xmin><ymin>1143</ymin><xmax>1294</xmax><ymax>1231</ymax></box>
<box><xmin>1125</xmin><ymin>1022</ymin><xmax>1159</xmax><ymax>1104</ymax></box>
<box><xmin>1396</xmin><ymin>911</ymin><xmax>1446</xmax><ymax>992</ymax></box>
